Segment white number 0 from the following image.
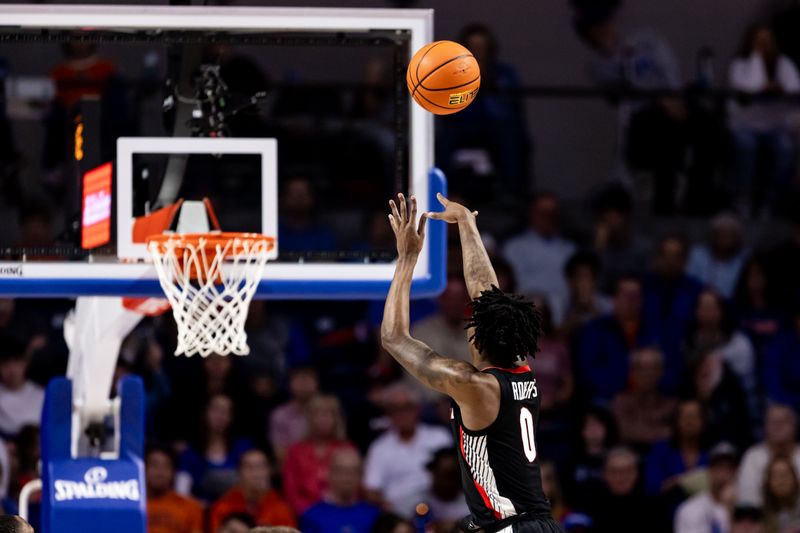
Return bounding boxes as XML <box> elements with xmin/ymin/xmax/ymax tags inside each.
<box><xmin>519</xmin><ymin>407</ymin><xmax>537</xmax><ymax>462</ymax></box>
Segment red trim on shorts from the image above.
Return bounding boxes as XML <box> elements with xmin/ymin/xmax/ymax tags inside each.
<box><xmin>481</xmin><ymin>365</ymin><xmax>531</xmax><ymax>374</ymax></box>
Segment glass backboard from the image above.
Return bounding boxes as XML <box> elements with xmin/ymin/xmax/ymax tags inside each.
<box><xmin>0</xmin><ymin>5</ymin><xmax>445</xmax><ymax>299</ymax></box>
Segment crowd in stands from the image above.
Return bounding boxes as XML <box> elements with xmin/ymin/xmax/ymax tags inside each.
<box><xmin>2</xmin><ymin>2</ymin><xmax>800</xmax><ymax>533</ymax></box>
<box><xmin>2</xmin><ymin>181</ymin><xmax>800</xmax><ymax>532</ymax></box>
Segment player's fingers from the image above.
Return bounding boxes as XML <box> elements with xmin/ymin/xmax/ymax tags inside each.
<box><xmin>436</xmin><ymin>192</ymin><xmax>449</xmax><ymax>207</ymax></box>
<box><xmin>410</xmin><ymin>195</ymin><xmax>418</xmax><ymax>221</ymax></box>
<box><xmin>388</xmin><ymin>214</ymin><xmax>398</xmax><ymax>233</ymax></box>
<box><xmin>417</xmin><ymin>212</ymin><xmax>428</xmax><ymax>236</ymax></box>
<box><xmin>398</xmin><ymin>193</ymin><xmax>407</xmax><ymax>222</ymax></box>
<box><xmin>389</xmin><ymin>199</ymin><xmax>401</xmax><ymax>222</ymax></box>
<box><xmin>473</xmin><ymin>210</ymin><xmax>479</xmax><ymax>217</ymax></box>
<box><xmin>426</xmin><ymin>211</ymin><xmax>442</xmax><ymax>220</ymax></box>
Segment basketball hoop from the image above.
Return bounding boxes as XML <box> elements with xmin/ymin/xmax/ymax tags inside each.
<box><xmin>147</xmin><ymin>232</ymin><xmax>275</xmax><ymax>357</ymax></box>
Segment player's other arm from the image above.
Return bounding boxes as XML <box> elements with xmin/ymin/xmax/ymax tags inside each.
<box><xmin>428</xmin><ymin>193</ymin><xmax>497</xmax><ymax>299</ymax></box>
<box><xmin>380</xmin><ymin>194</ymin><xmax>492</xmax><ymax>402</ymax></box>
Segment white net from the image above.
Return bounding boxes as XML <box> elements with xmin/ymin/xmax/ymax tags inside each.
<box><xmin>148</xmin><ymin>234</ymin><xmax>273</xmax><ymax>357</ymax></box>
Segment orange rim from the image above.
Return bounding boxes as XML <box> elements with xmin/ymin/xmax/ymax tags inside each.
<box><xmin>147</xmin><ymin>232</ymin><xmax>276</xmax><ymax>257</ymax></box>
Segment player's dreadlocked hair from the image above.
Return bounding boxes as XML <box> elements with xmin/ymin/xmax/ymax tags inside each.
<box><xmin>466</xmin><ymin>285</ymin><xmax>543</xmax><ymax>367</ymax></box>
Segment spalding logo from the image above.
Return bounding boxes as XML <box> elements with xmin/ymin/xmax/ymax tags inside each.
<box><xmin>84</xmin><ymin>466</ymin><xmax>108</xmax><ymax>484</ymax></box>
<box><xmin>54</xmin><ymin>466</ymin><xmax>140</xmax><ymax>502</ymax></box>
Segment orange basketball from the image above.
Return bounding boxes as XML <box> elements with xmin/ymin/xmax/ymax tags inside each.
<box><xmin>406</xmin><ymin>40</ymin><xmax>481</xmax><ymax>115</ymax></box>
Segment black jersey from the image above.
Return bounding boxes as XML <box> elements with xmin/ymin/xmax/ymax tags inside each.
<box><xmin>451</xmin><ymin>365</ymin><xmax>550</xmax><ymax>528</ymax></box>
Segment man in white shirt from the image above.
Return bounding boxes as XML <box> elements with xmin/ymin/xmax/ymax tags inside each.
<box><xmin>675</xmin><ymin>442</ymin><xmax>738</xmax><ymax>533</ymax></box>
<box><xmin>363</xmin><ymin>383</ymin><xmax>451</xmax><ymax>516</ymax></box>
<box><xmin>0</xmin><ymin>336</ymin><xmax>44</xmax><ymax>437</ymax></box>
<box><xmin>502</xmin><ymin>192</ymin><xmax>575</xmax><ymax>314</ymax></box>
<box><xmin>737</xmin><ymin>404</ymin><xmax>800</xmax><ymax>506</ymax></box>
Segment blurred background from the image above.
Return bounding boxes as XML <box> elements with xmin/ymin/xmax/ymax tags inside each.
<box><xmin>1</xmin><ymin>1</ymin><xmax>800</xmax><ymax>533</ymax></box>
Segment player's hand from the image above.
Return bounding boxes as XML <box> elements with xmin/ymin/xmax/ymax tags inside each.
<box><xmin>389</xmin><ymin>193</ymin><xmax>427</xmax><ymax>259</ymax></box>
<box><xmin>427</xmin><ymin>193</ymin><xmax>478</xmax><ymax>224</ymax></box>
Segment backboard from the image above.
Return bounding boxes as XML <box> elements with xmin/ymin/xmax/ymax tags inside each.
<box><xmin>0</xmin><ymin>5</ymin><xmax>445</xmax><ymax>300</ymax></box>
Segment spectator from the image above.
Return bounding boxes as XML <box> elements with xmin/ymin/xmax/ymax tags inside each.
<box><xmin>0</xmin><ymin>439</ymin><xmax>15</xmax><ymax>515</ymax></box>
<box><xmin>611</xmin><ymin>347</ymin><xmax>677</xmax><ymax>448</ymax></box>
<box><xmin>685</xmin><ymin>289</ymin><xmax>758</xmax><ymax>414</ymax></box>
<box><xmin>674</xmin><ymin>442</ymin><xmax>739</xmax><ymax>533</ymax></box>
<box><xmin>728</xmin><ymin>24</ymin><xmax>800</xmax><ymax>215</ymax></box>
<box><xmin>363</xmin><ymin>384</ymin><xmax>451</xmax><ymax>515</ymax></box>
<box><xmin>687</xmin><ymin>214</ymin><xmax>749</xmax><ymax>299</ymax></box>
<box><xmin>177</xmin><ymin>393</ymin><xmax>254</xmax><ymax>502</ymax></box>
<box><xmin>146</xmin><ymin>446</ymin><xmax>204</xmax><ymax>533</ymax></box>
<box><xmin>762</xmin><ymin>456</ymin><xmax>800</xmax><ymax>533</ymax></box>
<box><xmin>50</xmin><ymin>41</ymin><xmax>117</xmax><ymax>110</ymax></box>
<box><xmin>737</xmin><ymin>404</ymin><xmax>800</xmax><ymax>506</ymax></box>
<box><xmin>15</xmin><ymin>203</ymin><xmax>54</xmax><ymax>250</ymax></box>
<box><xmin>592</xmin><ymin>184</ymin><xmax>651</xmax><ymax>291</ymax></box>
<box><xmin>0</xmin><ymin>335</ymin><xmax>44</xmax><ymax>438</ymax></box>
<box><xmin>541</xmin><ymin>461</ymin><xmax>571</xmax><ymax>525</ymax></box>
<box><xmin>210</xmin><ymin>449</ymin><xmax>295</xmax><ymax>531</ymax></box>
<box><xmin>438</xmin><ymin>23</ymin><xmax>530</xmax><ymax>199</ymax></box>
<box><xmin>44</xmin><ymin>41</ymin><xmax>121</xmax><ymax>187</ymax></box>
<box><xmin>734</xmin><ymin>256</ymin><xmax>784</xmax><ymax>356</ymax></box>
<box><xmin>406</xmin><ymin>448</ymin><xmax>469</xmax><ymax>530</ymax></box>
<box><xmin>644</xmin><ymin>400</ymin><xmax>709</xmax><ymax>498</ymax></box>
<box><xmin>269</xmin><ymin>366</ymin><xmax>319</xmax><ymax>464</ymax></box>
<box><xmin>0</xmin><ymin>516</ymin><xmax>33</xmax><ymax>533</ymax></box>
<box><xmin>300</xmin><ymin>448</ymin><xmax>380</xmax><ymax>533</ymax></box>
<box><xmin>170</xmin><ymin>353</ymin><xmax>252</xmax><ymax>442</ymax></box>
<box><xmin>217</xmin><ymin>513</ymin><xmax>255</xmax><ymax>533</ymax></box>
<box><xmin>564</xmin><ymin>406</ymin><xmax>619</xmax><ymax>502</ymax></box>
<box><xmin>502</xmin><ymin>192</ymin><xmax>576</xmax><ymax>315</ymax></box>
<box><xmin>574</xmin><ymin>275</ymin><xmax>657</xmax><ymax>403</ymax></box>
<box><xmin>13</xmin><ymin>425</ymin><xmax>39</xmax><ymax>500</ymax></box>
<box><xmin>685</xmin><ymin>348</ymin><xmax>752</xmax><ymax>450</ymax></box>
<box><xmin>278</xmin><ymin>176</ymin><xmax>337</xmax><ymax>252</ymax></box>
<box><xmin>283</xmin><ymin>394</ymin><xmax>355</xmax><ymax>515</ymax></box>
<box><xmin>763</xmin><ymin>308</ymin><xmax>800</xmax><ymax>411</ymax></box>
<box><xmin>244</xmin><ymin>301</ymin><xmax>311</xmax><ymax>381</ymax></box>
<box><xmin>409</xmin><ymin>276</ymin><xmax>471</xmax><ymax>364</ymax></box>
<box><xmin>574</xmin><ymin>9</ymin><xmax>692</xmax><ymax>214</ymax></box>
<box><xmin>580</xmin><ymin>446</ymin><xmax>658</xmax><ymax>533</ymax></box>
<box><xmin>732</xmin><ymin>505</ymin><xmax>767</xmax><ymax>533</ymax></box>
<box><xmin>559</xmin><ymin>250</ymin><xmax>611</xmax><ymax>335</ymax></box>
<box><xmin>120</xmin><ymin>333</ymin><xmax>171</xmax><ymax>437</ymax></box>
<box><xmin>526</xmin><ymin>297</ymin><xmax>573</xmax><ymax>415</ymax></box>
<box><xmin>643</xmin><ymin>235</ymin><xmax>704</xmax><ymax>392</ymax></box>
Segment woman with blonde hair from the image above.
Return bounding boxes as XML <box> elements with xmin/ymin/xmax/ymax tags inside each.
<box><xmin>763</xmin><ymin>456</ymin><xmax>800</xmax><ymax>533</ymax></box>
<box><xmin>282</xmin><ymin>393</ymin><xmax>355</xmax><ymax>514</ymax></box>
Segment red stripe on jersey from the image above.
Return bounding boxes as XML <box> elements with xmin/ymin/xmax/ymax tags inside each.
<box><xmin>459</xmin><ymin>427</ymin><xmax>502</xmax><ymax>519</ymax></box>
<box><xmin>481</xmin><ymin>365</ymin><xmax>531</xmax><ymax>374</ymax></box>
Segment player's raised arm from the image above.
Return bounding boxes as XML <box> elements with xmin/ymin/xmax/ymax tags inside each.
<box><xmin>427</xmin><ymin>193</ymin><xmax>497</xmax><ymax>299</ymax></box>
<box><xmin>380</xmin><ymin>194</ymin><xmax>495</xmax><ymax>404</ymax></box>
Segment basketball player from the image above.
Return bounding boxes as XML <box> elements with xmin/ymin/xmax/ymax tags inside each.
<box><xmin>382</xmin><ymin>193</ymin><xmax>563</xmax><ymax>533</ymax></box>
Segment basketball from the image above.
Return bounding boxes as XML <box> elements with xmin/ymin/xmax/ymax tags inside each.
<box><xmin>406</xmin><ymin>40</ymin><xmax>481</xmax><ymax>115</ymax></box>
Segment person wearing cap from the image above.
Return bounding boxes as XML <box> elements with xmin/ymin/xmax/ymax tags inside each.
<box><xmin>687</xmin><ymin>214</ymin><xmax>749</xmax><ymax>300</ymax></box>
<box><xmin>674</xmin><ymin>442</ymin><xmax>739</xmax><ymax>533</ymax></box>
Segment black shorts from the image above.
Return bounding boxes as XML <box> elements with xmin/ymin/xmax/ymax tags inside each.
<box><xmin>511</xmin><ymin>517</ymin><xmax>565</xmax><ymax>533</ymax></box>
